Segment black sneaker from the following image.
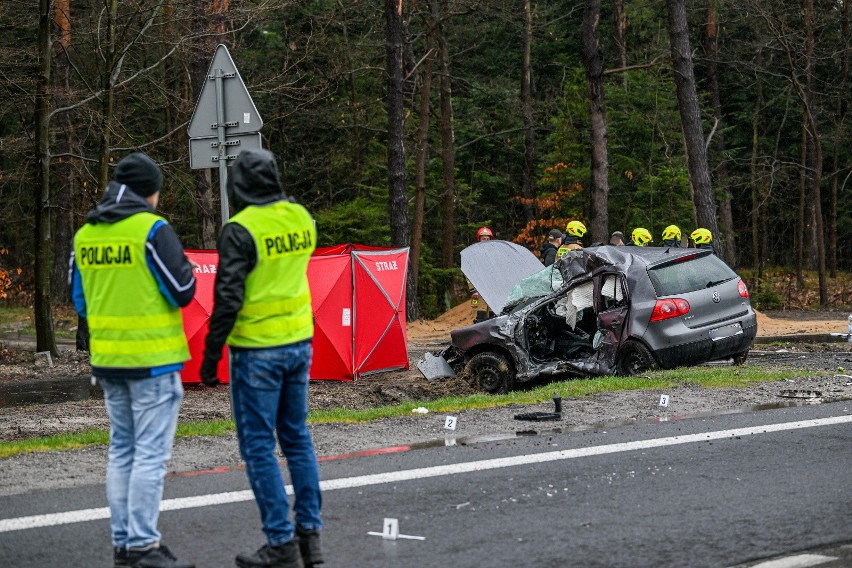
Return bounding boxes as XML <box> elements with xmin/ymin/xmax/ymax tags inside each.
<box><xmin>128</xmin><ymin>544</ymin><xmax>195</xmax><ymax>568</ymax></box>
<box><xmin>235</xmin><ymin>540</ymin><xmax>303</xmax><ymax>568</ymax></box>
<box><xmin>296</xmin><ymin>527</ymin><xmax>324</xmax><ymax>567</ymax></box>
<box><xmin>114</xmin><ymin>546</ymin><xmax>129</xmax><ymax>568</ymax></box>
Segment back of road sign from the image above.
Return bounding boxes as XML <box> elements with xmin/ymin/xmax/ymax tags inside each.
<box><xmin>187</xmin><ymin>44</ymin><xmax>263</xmax><ymax>139</ymax></box>
<box><xmin>189</xmin><ymin>132</ymin><xmax>263</xmax><ymax>169</ymax></box>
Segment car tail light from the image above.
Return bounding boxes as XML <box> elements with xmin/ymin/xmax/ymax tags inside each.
<box><xmin>650</xmin><ymin>298</ymin><xmax>690</xmax><ymax>322</ymax></box>
<box><xmin>738</xmin><ymin>279</ymin><xmax>749</xmax><ymax>298</ymax></box>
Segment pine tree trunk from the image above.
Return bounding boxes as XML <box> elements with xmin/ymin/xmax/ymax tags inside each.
<box><xmin>35</xmin><ymin>0</ymin><xmax>58</xmax><ymax>356</ymax></box>
<box><xmin>704</xmin><ymin>0</ymin><xmax>736</xmax><ymax>264</ymax></box>
<box><xmin>665</xmin><ymin>0</ymin><xmax>722</xmax><ymax>259</ymax></box>
<box><xmin>581</xmin><ymin>0</ymin><xmax>609</xmax><ymax>246</ymax></box>
<box><xmin>96</xmin><ymin>0</ymin><xmax>119</xmax><ymax>193</ymax></box>
<box><xmin>613</xmin><ymin>0</ymin><xmax>627</xmax><ymax>88</ymax></box>
<box><xmin>829</xmin><ymin>0</ymin><xmax>848</xmax><ymax>278</ymax></box>
<box><xmin>437</xmin><ymin>0</ymin><xmax>456</xmax><ymax>270</ymax></box>
<box><xmin>385</xmin><ymin>0</ymin><xmax>416</xmax><ymax>319</ymax></box>
<box><xmin>341</xmin><ymin>17</ymin><xmax>363</xmax><ymax>185</ymax></box>
<box><xmin>412</xmin><ymin>14</ymin><xmax>436</xmax><ymax>288</ymax></box>
<box><xmin>191</xmin><ymin>1</ymin><xmax>221</xmax><ymax>244</ymax></box>
<box><xmin>803</xmin><ymin>0</ymin><xmax>827</xmax><ymax>305</ymax></box>
<box><xmin>386</xmin><ymin>0</ymin><xmax>408</xmax><ymax>248</ymax></box>
<box><xmin>796</xmin><ymin>121</ymin><xmax>806</xmax><ymax>288</ymax></box>
<box><xmin>520</xmin><ymin>0</ymin><xmax>536</xmax><ymax>223</ymax></box>
<box><xmin>750</xmin><ymin>76</ymin><xmax>761</xmax><ymax>273</ymax></box>
<box><xmin>52</xmin><ymin>0</ymin><xmax>73</xmax><ymax>303</ymax></box>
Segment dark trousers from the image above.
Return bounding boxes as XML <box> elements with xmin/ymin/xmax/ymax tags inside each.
<box><xmin>76</xmin><ymin>316</ymin><xmax>89</xmax><ymax>351</ymax></box>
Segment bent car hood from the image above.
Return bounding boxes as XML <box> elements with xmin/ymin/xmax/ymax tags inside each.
<box><xmin>460</xmin><ymin>240</ymin><xmax>546</xmax><ymax>314</ymax></box>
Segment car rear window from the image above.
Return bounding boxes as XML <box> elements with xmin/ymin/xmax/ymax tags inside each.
<box><xmin>647</xmin><ymin>253</ymin><xmax>738</xmax><ymax>296</ymax></box>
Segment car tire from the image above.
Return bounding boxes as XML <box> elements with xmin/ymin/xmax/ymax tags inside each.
<box><xmin>732</xmin><ymin>350</ymin><xmax>749</xmax><ymax>366</ymax></box>
<box><xmin>466</xmin><ymin>352</ymin><xmax>515</xmax><ymax>394</ymax></box>
<box><xmin>617</xmin><ymin>341</ymin><xmax>660</xmax><ymax>376</ymax></box>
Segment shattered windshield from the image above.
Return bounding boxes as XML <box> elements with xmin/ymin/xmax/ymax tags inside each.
<box><xmin>503</xmin><ymin>265</ymin><xmax>564</xmax><ymax>311</ymax></box>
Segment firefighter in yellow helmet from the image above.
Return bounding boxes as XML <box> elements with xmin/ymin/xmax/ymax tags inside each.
<box><xmin>690</xmin><ymin>227</ymin><xmax>714</xmax><ymax>251</ymax></box>
<box><xmin>661</xmin><ymin>225</ymin><xmax>682</xmax><ymax>248</ymax></box>
<box><xmin>556</xmin><ymin>220</ymin><xmax>586</xmax><ymax>258</ymax></box>
<box><xmin>628</xmin><ymin>227</ymin><xmax>653</xmax><ymax>246</ymax></box>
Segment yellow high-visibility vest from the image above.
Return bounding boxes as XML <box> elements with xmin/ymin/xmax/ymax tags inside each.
<box><xmin>227</xmin><ymin>201</ymin><xmax>317</xmax><ymax>347</ymax></box>
<box><xmin>74</xmin><ymin>212</ymin><xmax>189</xmax><ymax>368</ymax></box>
<box><xmin>556</xmin><ymin>242</ymin><xmax>582</xmax><ymax>258</ymax></box>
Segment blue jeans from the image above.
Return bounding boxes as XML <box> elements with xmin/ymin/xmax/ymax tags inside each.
<box><xmin>100</xmin><ymin>372</ymin><xmax>183</xmax><ymax>549</ymax></box>
<box><xmin>230</xmin><ymin>341</ymin><xmax>323</xmax><ymax>546</ymax></box>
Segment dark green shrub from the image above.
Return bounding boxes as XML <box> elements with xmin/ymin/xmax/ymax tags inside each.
<box><xmin>751</xmin><ymin>287</ymin><xmax>784</xmax><ymax>311</ymax></box>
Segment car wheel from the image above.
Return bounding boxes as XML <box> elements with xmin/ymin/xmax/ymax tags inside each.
<box><xmin>617</xmin><ymin>341</ymin><xmax>660</xmax><ymax>376</ymax></box>
<box><xmin>466</xmin><ymin>352</ymin><xmax>515</xmax><ymax>394</ymax></box>
<box><xmin>732</xmin><ymin>350</ymin><xmax>749</xmax><ymax>366</ymax></box>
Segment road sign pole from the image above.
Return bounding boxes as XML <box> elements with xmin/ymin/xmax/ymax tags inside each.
<box><xmin>188</xmin><ymin>45</ymin><xmax>263</xmax><ymax>204</ymax></box>
<box><xmin>213</xmin><ymin>68</ymin><xmax>230</xmax><ymax>223</ymax></box>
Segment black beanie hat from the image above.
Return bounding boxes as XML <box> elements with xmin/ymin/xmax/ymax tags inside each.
<box><xmin>113</xmin><ymin>152</ymin><xmax>163</xmax><ymax>198</ymax></box>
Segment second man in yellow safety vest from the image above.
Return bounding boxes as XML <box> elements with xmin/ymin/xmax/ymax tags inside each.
<box><xmin>200</xmin><ymin>149</ymin><xmax>324</xmax><ymax>568</ymax></box>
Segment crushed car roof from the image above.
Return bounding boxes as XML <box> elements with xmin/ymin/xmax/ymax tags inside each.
<box><xmin>461</xmin><ymin>243</ymin><xmax>713</xmax><ymax>316</ymax></box>
<box><xmin>558</xmin><ymin>244</ymin><xmax>710</xmax><ymax>272</ymax></box>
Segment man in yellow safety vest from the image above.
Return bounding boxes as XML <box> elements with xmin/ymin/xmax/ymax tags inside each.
<box><xmin>200</xmin><ymin>149</ymin><xmax>324</xmax><ymax>568</ymax></box>
<box><xmin>71</xmin><ymin>152</ymin><xmax>197</xmax><ymax>568</ymax></box>
<box><xmin>556</xmin><ymin>220</ymin><xmax>586</xmax><ymax>258</ymax></box>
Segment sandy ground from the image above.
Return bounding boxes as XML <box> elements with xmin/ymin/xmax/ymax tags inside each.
<box><xmin>408</xmin><ymin>302</ymin><xmax>851</xmax><ymax>341</ymax></box>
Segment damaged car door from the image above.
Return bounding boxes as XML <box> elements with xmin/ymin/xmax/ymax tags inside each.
<box><xmin>520</xmin><ymin>271</ymin><xmax>628</xmax><ymax>378</ymax></box>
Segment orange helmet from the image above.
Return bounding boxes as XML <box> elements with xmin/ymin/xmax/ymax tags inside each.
<box><xmin>476</xmin><ymin>226</ymin><xmax>494</xmax><ymax>241</ymax></box>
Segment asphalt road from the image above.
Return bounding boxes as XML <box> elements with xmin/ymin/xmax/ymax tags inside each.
<box><xmin>1</xmin><ymin>402</ymin><xmax>850</xmax><ymax>568</ymax></box>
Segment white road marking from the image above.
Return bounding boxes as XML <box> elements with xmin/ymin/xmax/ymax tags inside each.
<box><xmin>745</xmin><ymin>553</ymin><xmax>839</xmax><ymax>567</ymax></box>
<box><xmin>1</xmin><ymin>414</ymin><xmax>850</xmax><ymax>533</ymax></box>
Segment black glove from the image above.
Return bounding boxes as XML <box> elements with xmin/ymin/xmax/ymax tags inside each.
<box><xmin>199</xmin><ymin>358</ymin><xmax>221</xmax><ymax>387</ymax></box>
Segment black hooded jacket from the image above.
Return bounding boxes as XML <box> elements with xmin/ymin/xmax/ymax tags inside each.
<box><xmin>201</xmin><ymin>149</ymin><xmax>295</xmax><ymax>374</ymax></box>
<box><xmin>70</xmin><ymin>181</ymin><xmax>196</xmax><ymax>378</ymax></box>
<box><xmin>539</xmin><ymin>241</ymin><xmax>558</xmax><ymax>266</ymax></box>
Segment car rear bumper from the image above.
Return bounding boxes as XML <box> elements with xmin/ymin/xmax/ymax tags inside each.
<box><xmin>653</xmin><ymin>318</ymin><xmax>758</xmax><ymax>368</ymax></box>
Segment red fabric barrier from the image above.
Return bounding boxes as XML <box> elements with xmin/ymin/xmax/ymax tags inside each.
<box><xmin>180</xmin><ymin>250</ymin><xmax>230</xmax><ymax>384</ymax></box>
<box><xmin>310</xmin><ymin>244</ymin><xmax>410</xmax><ymax>380</ymax></box>
<box><xmin>180</xmin><ymin>245</ymin><xmax>409</xmax><ymax>383</ymax></box>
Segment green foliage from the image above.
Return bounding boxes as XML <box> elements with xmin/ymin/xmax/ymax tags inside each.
<box><xmin>312</xmin><ymin>185</ymin><xmax>390</xmax><ymax>248</ymax></box>
<box><xmin>751</xmin><ymin>287</ymin><xmax>785</xmax><ymax>311</ymax></box>
<box><xmin>738</xmin><ymin>268</ymin><xmax>852</xmax><ymax>310</ymax></box>
<box><xmin>1</xmin><ymin>0</ymin><xmax>850</xmax><ymax>319</ymax></box>
<box><xmin>0</xmin><ymin>306</ymin><xmax>30</xmax><ymax>327</ymax></box>
<box><xmin>412</xmin><ymin>242</ymin><xmax>464</xmax><ymax>319</ymax></box>
<box><xmin>543</xmin><ymin>67</ymin><xmax>694</xmax><ymax>238</ymax></box>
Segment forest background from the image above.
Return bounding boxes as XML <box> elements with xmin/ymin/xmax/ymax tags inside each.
<box><xmin>0</xmin><ymin>0</ymin><xmax>849</xmax><ymax>356</ymax></box>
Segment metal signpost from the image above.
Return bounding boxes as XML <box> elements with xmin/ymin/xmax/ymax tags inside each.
<box><xmin>188</xmin><ymin>44</ymin><xmax>263</xmax><ymax>223</ymax></box>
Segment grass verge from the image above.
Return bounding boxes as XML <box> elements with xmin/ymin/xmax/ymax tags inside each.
<box><xmin>0</xmin><ymin>365</ymin><xmax>817</xmax><ymax>458</ymax></box>
<box><xmin>0</xmin><ymin>306</ymin><xmax>30</xmax><ymax>327</ymax></box>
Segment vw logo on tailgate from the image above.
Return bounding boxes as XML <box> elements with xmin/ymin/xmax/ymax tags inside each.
<box><xmin>712</xmin><ymin>291</ymin><xmax>721</xmax><ymax>303</ymax></box>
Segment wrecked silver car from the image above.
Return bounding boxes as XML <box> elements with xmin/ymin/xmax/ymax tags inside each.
<box><xmin>418</xmin><ymin>241</ymin><xmax>758</xmax><ymax>393</ymax></box>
